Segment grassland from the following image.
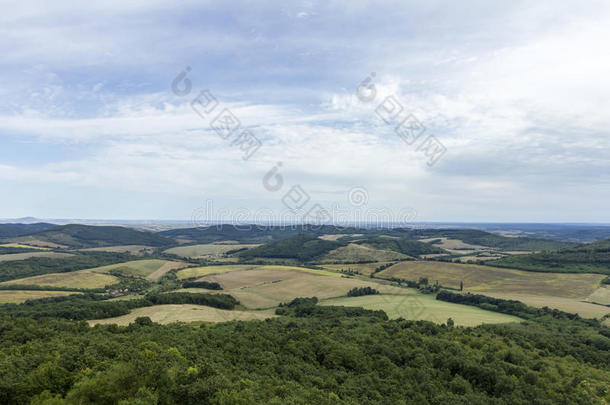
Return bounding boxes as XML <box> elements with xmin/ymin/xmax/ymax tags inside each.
<box><xmin>316</xmin><ymin>243</ymin><xmax>409</xmax><ymax>263</ymax></box>
<box><xmin>164</xmin><ymin>243</ymin><xmax>260</xmax><ymax>258</ymax></box>
<box><xmin>0</xmin><ymin>290</ymin><xmax>81</xmax><ymax>304</ymax></box>
<box><xmin>0</xmin><ymin>243</ymin><xmax>50</xmax><ymax>250</ymax></box>
<box><xmin>420</xmin><ymin>237</ymin><xmax>489</xmax><ymax>250</ymax></box>
<box><xmin>0</xmin><ymin>252</ymin><xmax>74</xmax><ymax>262</ymax></box>
<box><xmin>379</xmin><ymin>261</ymin><xmax>604</xmax><ymax>298</ymax></box>
<box><xmin>88</xmin><ymin>304</ymin><xmax>276</xmax><ymax>325</ymax></box>
<box><xmin>320</xmin><ymin>294</ymin><xmax>522</xmax><ymax>326</ymax></box>
<box><xmin>0</xmin><ymin>270</ymin><xmax>119</xmax><ymax>289</ymax></box>
<box><xmin>87</xmin><ymin>259</ymin><xmax>189</xmax><ymax>279</ymax></box>
<box><xmin>586</xmin><ymin>286</ymin><xmax>610</xmax><ymax>306</ymax></box>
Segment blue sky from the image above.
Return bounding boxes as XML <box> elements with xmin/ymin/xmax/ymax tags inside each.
<box><xmin>0</xmin><ymin>0</ymin><xmax>609</xmax><ymax>222</ymax></box>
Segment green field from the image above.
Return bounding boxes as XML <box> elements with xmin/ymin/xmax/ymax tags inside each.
<box><xmin>88</xmin><ymin>259</ymin><xmax>189</xmax><ymax>280</ymax></box>
<box><xmin>321</xmin><ymin>294</ymin><xmax>522</xmax><ymax>326</ymax></box>
<box><xmin>88</xmin><ymin>304</ymin><xmax>276</xmax><ymax>325</ymax></box>
<box><xmin>0</xmin><ymin>270</ymin><xmax>119</xmax><ymax>289</ymax></box>
<box><xmin>0</xmin><ymin>290</ymin><xmax>81</xmax><ymax>304</ymax></box>
<box><xmin>0</xmin><ymin>243</ymin><xmax>50</xmax><ymax>250</ymax></box>
<box><xmin>164</xmin><ymin>243</ymin><xmax>260</xmax><ymax>258</ymax></box>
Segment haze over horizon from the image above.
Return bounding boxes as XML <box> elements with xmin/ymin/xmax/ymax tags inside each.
<box><xmin>1</xmin><ymin>1</ymin><xmax>609</xmax><ymax>222</ymax></box>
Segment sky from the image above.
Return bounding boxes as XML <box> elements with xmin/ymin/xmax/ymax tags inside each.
<box><xmin>0</xmin><ymin>0</ymin><xmax>609</xmax><ymax>223</ymax></box>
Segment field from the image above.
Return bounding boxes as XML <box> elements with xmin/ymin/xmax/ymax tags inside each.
<box><xmin>197</xmin><ymin>267</ymin><xmax>407</xmax><ymax>309</ymax></box>
<box><xmin>0</xmin><ymin>252</ymin><xmax>74</xmax><ymax>262</ymax></box>
<box><xmin>176</xmin><ymin>264</ymin><xmax>340</xmax><ymax>280</ymax></box>
<box><xmin>321</xmin><ymin>261</ymin><xmax>398</xmax><ymax>275</ymax></box>
<box><xmin>0</xmin><ymin>270</ymin><xmax>119</xmax><ymax>289</ymax></box>
<box><xmin>164</xmin><ymin>243</ymin><xmax>260</xmax><ymax>258</ymax></box>
<box><xmin>87</xmin><ymin>259</ymin><xmax>190</xmax><ymax>280</ymax></box>
<box><xmin>478</xmin><ymin>292</ymin><xmax>610</xmax><ymax>319</ymax></box>
<box><xmin>0</xmin><ymin>243</ymin><xmax>50</xmax><ymax>250</ymax></box>
<box><xmin>586</xmin><ymin>286</ymin><xmax>610</xmax><ymax>306</ymax></box>
<box><xmin>318</xmin><ymin>233</ymin><xmax>363</xmax><ymax>241</ymax></box>
<box><xmin>316</xmin><ymin>243</ymin><xmax>409</xmax><ymax>263</ymax></box>
<box><xmin>79</xmin><ymin>245</ymin><xmax>155</xmax><ymax>255</ymax></box>
<box><xmin>420</xmin><ymin>237</ymin><xmax>490</xmax><ymax>250</ymax></box>
<box><xmin>88</xmin><ymin>304</ymin><xmax>276</xmax><ymax>325</ymax></box>
<box><xmin>321</xmin><ymin>294</ymin><xmax>522</xmax><ymax>326</ymax></box>
<box><xmin>10</xmin><ymin>237</ymin><xmax>69</xmax><ymax>249</ymax></box>
<box><xmin>0</xmin><ymin>290</ymin><xmax>81</xmax><ymax>304</ymax></box>
<box><xmin>379</xmin><ymin>261</ymin><xmax>604</xmax><ymax>298</ymax></box>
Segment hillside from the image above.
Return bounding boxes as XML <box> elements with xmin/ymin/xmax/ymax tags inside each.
<box><xmin>355</xmin><ymin>237</ymin><xmax>447</xmax><ymax>257</ymax></box>
<box><xmin>238</xmin><ymin>234</ymin><xmax>344</xmax><ymax>261</ymax></box>
<box><xmin>0</xmin><ymin>223</ymin><xmax>57</xmax><ymax>239</ymax></box>
<box><xmin>488</xmin><ymin>238</ymin><xmax>610</xmax><ymax>275</ymax></box>
<box><xmin>22</xmin><ymin>225</ymin><xmax>174</xmax><ymax>249</ymax></box>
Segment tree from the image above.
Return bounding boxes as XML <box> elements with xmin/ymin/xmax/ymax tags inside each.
<box><xmin>460</xmin><ymin>280</ymin><xmax>464</xmax><ymax>291</ymax></box>
<box><xmin>446</xmin><ymin>318</ymin><xmax>455</xmax><ymax>327</ymax></box>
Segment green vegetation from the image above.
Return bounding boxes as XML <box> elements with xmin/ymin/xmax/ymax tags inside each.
<box><xmin>0</xmin><ymin>292</ymin><xmax>238</xmax><ymax>320</ymax></box>
<box><xmin>0</xmin><ymin>252</ymin><xmax>132</xmax><ymax>283</ymax></box>
<box><xmin>488</xmin><ymin>238</ymin><xmax>610</xmax><ymax>275</ymax></box>
<box><xmin>22</xmin><ymin>224</ymin><xmax>174</xmax><ymax>248</ymax></box>
<box><xmin>346</xmin><ymin>286</ymin><xmax>379</xmax><ymax>297</ymax></box>
<box><xmin>239</xmin><ymin>234</ymin><xmax>344</xmax><ymax>261</ymax></box>
<box><xmin>0</xmin><ymin>222</ymin><xmax>57</xmax><ymax>239</ymax></box>
<box><xmin>181</xmin><ymin>281</ymin><xmax>222</xmax><ymax>290</ymax></box>
<box><xmin>355</xmin><ymin>237</ymin><xmax>446</xmax><ymax>257</ymax></box>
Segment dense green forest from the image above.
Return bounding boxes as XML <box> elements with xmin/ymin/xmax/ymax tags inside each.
<box><xmin>487</xmin><ymin>239</ymin><xmax>610</xmax><ymax>275</ymax></box>
<box><xmin>0</xmin><ymin>252</ymin><xmax>133</xmax><ymax>283</ymax></box>
<box><xmin>239</xmin><ymin>234</ymin><xmax>344</xmax><ymax>261</ymax></box>
<box><xmin>355</xmin><ymin>237</ymin><xmax>446</xmax><ymax>256</ymax></box>
<box><xmin>0</xmin><ymin>223</ymin><xmax>57</xmax><ymax>239</ymax></box>
<box><xmin>0</xmin><ymin>301</ymin><xmax>608</xmax><ymax>404</ymax></box>
<box><xmin>19</xmin><ymin>225</ymin><xmax>174</xmax><ymax>249</ymax></box>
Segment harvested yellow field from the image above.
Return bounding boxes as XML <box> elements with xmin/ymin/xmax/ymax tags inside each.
<box><xmin>88</xmin><ymin>304</ymin><xmax>276</xmax><ymax>325</ymax></box>
<box><xmin>0</xmin><ymin>252</ymin><xmax>74</xmax><ymax>262</ymax></box>
<box><xmin>89</xmin><ymin>259</ymin><xmax>189</xmax><ymax>279</ymax></box>
<box><xmin>1</xmin><ymin>270</ymin><xmax>119</xmax><ymax>289</ymax></box>
<box><xmin>480</xmin><ymin>292</ymin><xmax>610</xmax><ymax>319</ymax></box>
<box><xmin>0</xmin><ymin>243</ymin><xmax>50</xmax><ymax>250</ymax></box>
<box><xmin>586</xmin><ymin>286</ymin><xmax>610</xmax><ymax>306</ymax></box>
<box><xmin>317</xmin><ymin>243</ymin><xmax>409</xmax><ymax>263</ymax></box>
<box><xmin>199</xmin><ymin>268</ymin><xmax>407</xmax><ymax>309</ymax></box>
<box><xmin>319</xmin><ymin>233</ymin><xmax>363</xmax><ymax>241</ymax></box>
<box><xmin>12</xmin><ymin>238</ymin><xmax>68</xmax><ymax>249</ymax></box>
<box><xmin>0</xmin><ymin>290</ymin><xmax>82</xmax><ymax>304</ymax></box>
<box><xmin>379</xmin><ymin>261</ymin><xmax>604</xmax><ymax>298</ymax></box>
<box><xmin>177</xmin><ymin>264</ymin><xmax>339</xmax><ymax>280</ymax></box>
<box><xmin>419</xmin><ymin>237</ymin><xmax>490</xmax><ymax>250</ymax></box>
<box><xmin>164</xmin><ymin>243</ymin><xmax>260</xmax><ymax>258</ymax></box>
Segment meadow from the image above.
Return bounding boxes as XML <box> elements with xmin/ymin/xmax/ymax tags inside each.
<box><xmin>0</xmin><ymin>290</ymin><xmax>81</xmax><ymax>304</ymax></box>
<box><xmin>315</xmin><ymin>243</ymin><xmax>409</xmax><ymax>263</ymax></box>
<box><xmin>87</xmin><ymin>259</ymin><xmax>190</xmax><ymax>280</ymax></box>
<box><xmin>88</xmin><ymin>304</ymin><xmax>276</xmax><ymax>325</ymax></box>
<box><xmin>0</xmin><ymin>252</ymin><xmax>74</xmax><ymax>262</ymax></box>
<box><xmin>0</xmin><ymin>270</ymin><xmax>119</xmax><ymax>289</ymax></box>
<box><xmin>320</xmin><ymin>293</ymin><xmax>522</xmax><ymax>326</ymax></box>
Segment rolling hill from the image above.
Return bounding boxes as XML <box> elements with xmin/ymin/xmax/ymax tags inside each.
<box><xmin>487</xmin><ymin>238</ymin><xmax>610</xmax><ymax>275</ymax></box>
<box><xmin>238</xmin><ymin>234</ymin><xmax>344</xmax><ymax>261</ymax></box>
<box><xmin>0</xmin><ymin>223</ymin><xmax>57</xmax><ymax>239</ymax></box>
<box><xmin>18</xmin><ymin>224</ymin><xmax>174</xmax><ymax>249</ymax></box>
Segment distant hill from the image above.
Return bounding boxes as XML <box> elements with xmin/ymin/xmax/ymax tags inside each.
<box><xmin>238</xmin><ymin>234</ymin><xmax>344</xmax><ymax>261</ymax></box>
<box><xmin>355</xmin><ymin>237</ymin><xmax>447</xmax><ymax>257</ymax></box>
<box><xmin>487</xmin><ymin>238</ymin><xmax>610</xmax><ymax>275</ymax></box>
<box><xmin>19</xmin><ymin>224</ymin><xmax>174</xmax><ymax>249</ymax></box>
<box><xmin>0</xmin><ymin>223</ymin><xmax>58</xmax><ymax>239</ymax></box>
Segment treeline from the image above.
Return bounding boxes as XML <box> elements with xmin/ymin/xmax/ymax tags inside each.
<box><xmin>0</xmin><ymin>292</ymin><xmax>238</xmax><ymax>320</ymax></box>
<box><xmin>0</xmin><ymin>308</ymin><xmax>609</xmax><ymax>403</ymax></box>
<box><xmin>347</xmin><ymin>286</ymin><xmax>379</xmax><ymax>297</ymax></box>
<box><xmin>0</xmin><ymin>252</ymin><xmax>132</xmax><ymax>283</ymax></box>
<box><xmin>181</xmin><ymin>280</ymin><xmax>222</xmax><ymax>290</ymax></box>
